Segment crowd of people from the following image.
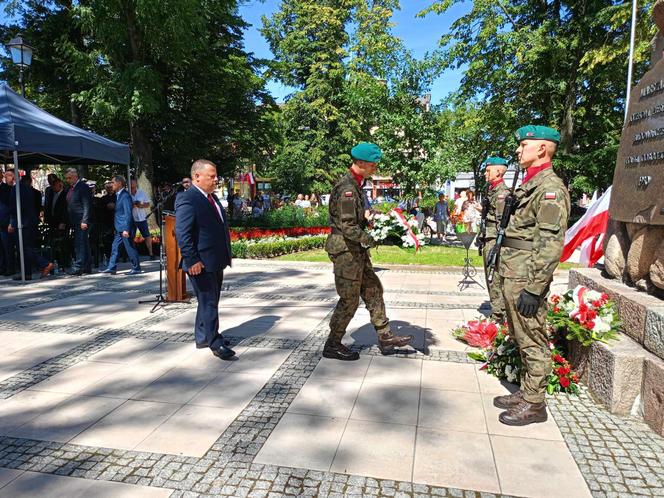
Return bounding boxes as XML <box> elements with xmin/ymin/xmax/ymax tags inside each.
<box><xmin>0</xmin><ymin>167</ymin><xmax>193</xmax><ymax>281</ymax></box>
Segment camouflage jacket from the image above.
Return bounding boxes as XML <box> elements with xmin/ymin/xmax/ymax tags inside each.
<box><xmin>325</xmin><ymin>172</ymin><xmax>372</xmax><ymax>255</ymax></box>
<box><xmin>485</xmin><ymin>180</ymin><xmax>510</xmax><ymax>240</ymax></box>
<box><xmin>498</xmin><ymin>168</ymin><xmax>570</xmax><ymax>296</ymax></box>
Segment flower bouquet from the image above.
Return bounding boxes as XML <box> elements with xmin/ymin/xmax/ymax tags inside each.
<box><xmin>548</xmin><ymin>347</ymin><xmax>580</xmax><ymax>394</ymax></box>
<box><xmin>452</xmin><ymin>318</ymin><xmax>501</xmax><ymax>349</ymax></box>
<box><xmin>368</xmin><ymin>209</ymin><xmax>426</xmax><ymax>248</ymax></box>
<box><xmin>548</xmin><ymin>286</ymin><xmax>620</xmax><ymax>347</ymax></box>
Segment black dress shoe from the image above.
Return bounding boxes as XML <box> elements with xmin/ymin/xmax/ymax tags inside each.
<box><xmin>196</xmin><ymin>336</ymin><xmax>230</xmax><ymax>349</ymax></box>
<box><xmin>68</xmin><ymin>269</ymin><xmax>83</xmax><ymax>276</ymax></box>
<box><xmin>212</xmin><ymin>345</ymin><xmax>236</xmax><ymax>360</ymax></box>
<box><xmin>322</xmin><ymin>340</ymin><xmax>360</xmax><ymax>361</ymax></box>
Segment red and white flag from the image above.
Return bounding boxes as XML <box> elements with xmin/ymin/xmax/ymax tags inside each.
<box><xmin>246</xmin><ymin>172</ymin><xmax>255</xmax><ymax>185</ymax></box>
<box><xmin>560</xmin><ymin>186</ymin><xmax>611</xmax><ymax>267</ymax></box>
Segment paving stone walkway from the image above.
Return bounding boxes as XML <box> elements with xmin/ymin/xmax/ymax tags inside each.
<box><xmin>0</xmin><ymin>259</ymin><xmax>662</xmax><ymax>497</ymax></box>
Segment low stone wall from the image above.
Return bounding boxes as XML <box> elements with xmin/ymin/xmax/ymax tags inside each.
<box><xmin>569</xmin><ymin>268</ymin><xmax>664</xmax><ymax>436</ymax></box>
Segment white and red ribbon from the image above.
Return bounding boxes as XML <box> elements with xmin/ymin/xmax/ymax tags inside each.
<box><xmin>391</xmin><ymin>208</ymin><xmax>420</xmax><ymax>251</ymax></box>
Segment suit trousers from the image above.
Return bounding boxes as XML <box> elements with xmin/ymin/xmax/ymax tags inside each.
<box><xmin>17</xmin><ymin>226</ymin><xmax>48</xmax><ymax>275</ymax></box>
<box><xmin>187</xmin><ymin>269</ymin><xmax>226</xmax><ymax>349</ymax></box>
<box><xmin>72</xmin><ymin>225</ymin><xmax>91</xmax><ymax>271</ymax></box>
<box><xmin>0</xmin><ymin>229</ymin><xmax>14</xmax><ymax>273</ymax></box>
<box><xmin>107</xmin><ymin>233</ymin><xmax>141</xmax><ymax>271</ymax></box>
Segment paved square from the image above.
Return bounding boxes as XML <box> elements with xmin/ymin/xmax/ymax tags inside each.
<box><xmin>0</xmin><ymin>259</ymin><xmax>662</xmax><ymax>497</ymax></box>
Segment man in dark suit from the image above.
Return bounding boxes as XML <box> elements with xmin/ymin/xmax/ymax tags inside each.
<box><xmin>175</xmin><ymin>159</ymin><xmax>234</xmax><ymax>360</ymax></box>
<box><xmin>9</xmin><ymin>174</ymin><xmax>54</xmax><ymax>280</ymax></box>
<box><xmin>64</xmin><ymin>168</ymin><xmax>92</xmax><ymax>275</ymax></box>
<box><xmin>44</xmin><ymin>177</ymin><xmax>69</xmax><ymax>272</ymax></box>
<box><xmin>0</xmin><ymin>170</ymin><xmax>16</xmax><ymax>276</ymax></box>
<box><xmin>100</xmin><ymin>175</ymin><xmax>141</xmax><ymax>275</ymax></box>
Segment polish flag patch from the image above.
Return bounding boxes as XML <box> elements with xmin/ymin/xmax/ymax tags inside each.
<box><xmin>545</xmin><ymin>192</ymin><xmax>557</xmax><ymax>200</ymax></box>
<box><xmin>344</xmin><ymin>191</ymin><xmax>353</xmax><ymax>197</ymax></box>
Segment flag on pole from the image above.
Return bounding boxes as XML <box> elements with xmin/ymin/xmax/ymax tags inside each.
<box><xmin>245</xmin><ymin>172</ymin><xmax>255</xmax><ymax>185</ymax></box>
<box><xmin>560</xmin><ymin>186</ymin><xmax>612</xmax><ymax>267</ymax></box>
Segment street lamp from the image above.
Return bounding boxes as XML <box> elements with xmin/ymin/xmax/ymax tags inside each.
<box><xmin>7</xmin><ymin>34</ymin><xmax>34</xmax><ymax>97</ymax></box>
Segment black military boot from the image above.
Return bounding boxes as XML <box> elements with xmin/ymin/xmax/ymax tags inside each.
<box><xmin>323</xmin><ymin>339</ymin><xmax>360</xmax><ymax>361</ymax></box>
<box><xmin>377</xmin><ymin>330</ymin><xmax>414</xmax><ymax>355</ymax></box>
<box><xmin>498</xmin><ymin>399</ymin><xmax>547</xmax><ymax>426</ymax></box>
<box><xmin>493</xmin><ymin>390</ymin><xmax>523</xmax><ymax>409</ymax></box>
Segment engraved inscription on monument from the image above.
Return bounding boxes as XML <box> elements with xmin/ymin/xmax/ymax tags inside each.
<box><xmin>610</xmin><ymin>58</ymin><xmax>664</xmax><ymax>224</ymax></box>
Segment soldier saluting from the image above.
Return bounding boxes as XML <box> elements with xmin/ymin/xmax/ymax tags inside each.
<box><xmin>493</xmin><ymin>126</ymin><xmax>570</xmax><ymax>426</ymax></box>
<box><xmin>479</xmin><ymin>156</ymin><xmax>510</xmax><ymax>323</ymax></box>
<box><xmin>324</xmin><ymin>142</ymin><xmax>414</xmax><ymax>361</ymax></box>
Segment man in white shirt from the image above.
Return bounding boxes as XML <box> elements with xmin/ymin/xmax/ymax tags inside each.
<box><xmin>130</xmin><ymin>179</ymin><xmax>154</xmax><ymax>260</ymax></box>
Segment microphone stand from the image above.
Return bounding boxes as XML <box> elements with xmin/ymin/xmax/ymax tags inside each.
<box><xmin>139</xmin><ymin>185</ymin><xmax>179</xmax><ymax>313</ymax></box>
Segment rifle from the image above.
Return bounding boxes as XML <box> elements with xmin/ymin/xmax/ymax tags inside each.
<box><xmin>477</xmin><ymin>194</ymin><xmax>490</xmax><ymax>255</ymax></box>
<box><xmin>486</xmin><ymin>169</ymin><xmax>521</xmax><ymax>284</ymax></box>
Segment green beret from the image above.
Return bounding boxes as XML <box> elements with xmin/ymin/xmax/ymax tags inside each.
<box><xmin>515</xmin><ymin>125</ymin><xmax>560</xmax><ymax>143</ymax></box>
<box><xmin>483</xmin><ymin>156</ymin><xmax>509</xmax><ymax>167</ymax></box>
<box><xmin>351</xmin><ymin>142</ymin><xmax>382</xmax><ymax>163</ymax></box>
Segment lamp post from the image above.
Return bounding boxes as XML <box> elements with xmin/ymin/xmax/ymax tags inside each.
<box><xmin>7</xmin><ymin>34</ymin><xmax>34</xmax><ymax>98</ymax></box>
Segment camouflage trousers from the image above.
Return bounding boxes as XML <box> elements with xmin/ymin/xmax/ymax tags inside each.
<box><xmin>328</xmin><ymin>250</ymin><xmax>389</xmax><ymax>342</ymax></box>
<box><xmin>502</xmin><ymin>278</ymin><xmax>551</xmax><ymax>404</ymax></box>
<box><xmin>482</xmin><ymin>239</ymin><xmax>505</xmax><ymax>323</ymax></box>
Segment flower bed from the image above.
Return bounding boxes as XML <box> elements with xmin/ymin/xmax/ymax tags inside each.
<box><xmin>230</xmin><ymin>226</ymin><xmax>329</xmax><ymax>241</ymax></box>
<box><xmin>231</xmin><ymin>235</ymin><xmax>327</xmax><ymax>259</ymax></box>
<box><xmin>230</xmin><ymin>205</ymin><xmax>329</xmax><ymax>229</ymax></box>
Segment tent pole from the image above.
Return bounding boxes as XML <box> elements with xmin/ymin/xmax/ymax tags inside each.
<box><xmin>12</xmin><ymin>151</ymin><xmax>26</xmax><ymax>282</ymax></box>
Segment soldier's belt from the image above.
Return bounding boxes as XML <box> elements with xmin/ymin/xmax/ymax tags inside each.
<box><xmin>502</xmin><ymin>238</ymin><xmax>533</xmax><ymax>250</ymax></box>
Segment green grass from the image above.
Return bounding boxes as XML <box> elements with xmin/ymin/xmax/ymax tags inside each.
<box><xmin>276</xmin><ymin>244</ymin><xmax>581</xmax><ymax>269</ymax></box>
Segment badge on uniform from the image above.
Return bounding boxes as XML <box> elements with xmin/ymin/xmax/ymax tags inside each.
<box><xmin>545</xmin><ymin>192</ymin><xmax>556</xmax><ymax>200</ymax></box>
<box><xmin>344</xmin><ymin>191</ymin><xmax>353</xmax><ymax>197</ymax></box>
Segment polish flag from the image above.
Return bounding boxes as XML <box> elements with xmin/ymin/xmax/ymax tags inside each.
<box><xmin>560</xmin><ymin>186</ymin><xmax>611</xmax><ymax>267</ymax></box>
<box><xmin>246</xmin><ymin>172</ymin><xmax>255</xmax><ymax>185</ymax></box>
<box><xmin>391</xmin><ymin>208</ymin><xmax>421</xmax><ymax>251</ymax></box>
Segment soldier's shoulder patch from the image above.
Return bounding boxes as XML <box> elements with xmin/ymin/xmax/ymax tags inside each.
<box><xmin>544</xmin><ymin>192</ymin><xmax>556</xmax><ymax>200</ymax></box>
<box><xmin>344</xmin><ymin>191</ymin><xmax>354</xmax><ymax>197</ymax></box>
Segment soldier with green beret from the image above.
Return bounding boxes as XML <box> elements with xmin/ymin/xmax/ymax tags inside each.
<box><xmin>493</xmin><ymin>125</ymin><xmax>570</xmax><ymax>425</ymax></box>
<box><xmin>480</xmin><ymin>156</ymin><xmax>509</xmax><ymax>323</ymax></box>
<box><xmin>324</xmin><ymin>142</ymin><xmax>414</xmax><ymax>360</ymax></box>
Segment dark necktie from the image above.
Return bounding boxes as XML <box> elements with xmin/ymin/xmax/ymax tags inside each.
<box><xmin>207</xmin><ymin>194</ymin><xmax>222</xmax><ymax>222</ymax></box>
<box><xmin>67</xmin><ymin>187</ymin><xmax>73</xmax><ymax>202</ymax></box>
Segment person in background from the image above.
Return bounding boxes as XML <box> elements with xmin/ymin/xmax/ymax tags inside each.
<box><xmin>310</xmin><ymin>193</ymin><xmax>319</xmax><ymax>208</ymax></box>
<box><xmin>262</xmin><ymin>190</ymin><xmax>271</xmax><ymax>211</ymax></box>
<box><xmin>433</xmin><ymin>193</ymin><xmax>450</xmax><ymax>241</ymax></box>
<box><xmin>101</xmin><ymin>175</ymin><xmax>141</xmax><ymax>276</ymax></box>
<box><xmin>9</xmin><ymin>174</ymin><xmax>54</xmax><ymax>280</ymax></box>
<box><xmin>462</xmin><ymin>190</ymin><xmax>481</xmax><ymax>232</ymax></box>
<box><xmin>97</xmin><ymin>181</ymin><xmax>116</xmax><ymax>264</ymax></box>
<box><xmin>0</xmin><ymin>170</ymin><xmax>15</xmax><ymax>276</ymax></box>
<box><xmin>65</xmin><ymin>168</ymin><xmax>92</xmax><ymax>275</ymax></box>
<box><xmin>300</xmin><ymin>194</ymin><xmax>312</xmax><ymax>208</ymax></box>
<box><xmin>44</xmin><ymin>177</ymin><xmax>68</xmax><ymax>271</ymax></box>
<box><xmin>130</xmin><ymin>179</ymin><xmax>154</xmax><ymax>261</ymax></box>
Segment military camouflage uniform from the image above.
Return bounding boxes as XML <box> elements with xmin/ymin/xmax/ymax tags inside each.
<box><xmin>498</xmin><ymin>168</ymin><xmax>570</xmax><ymax>404</ymax></box>
<box><xmin>326</xmin><ymin>172</ymin><xmax>390</xmax><ymax>342</ymax></box>
<box><xmin>482</xmin><ymin>180</ymin><xmax>509</xmax><ymax>323</ymax></box>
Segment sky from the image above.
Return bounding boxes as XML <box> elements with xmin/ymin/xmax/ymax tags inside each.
<box><xmin>238</xmin><ymin>0</ymin><xmax>470</xmax><ymax>104</ymax></box>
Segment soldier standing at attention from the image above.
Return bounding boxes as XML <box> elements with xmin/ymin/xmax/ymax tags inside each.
<box><xmin>481</xmin><ymin>157</ymin><xmax>510</xmax><ymax>323</ymax></box>
<box><xmin>493</xmin><ymin>126</ymin><xmax>570</xmax><ymax>426</ymax></box>
<box><xmin>324</xmin><ymin>142</ymin><xmax>414</xmax><ymax>361</ymax></box>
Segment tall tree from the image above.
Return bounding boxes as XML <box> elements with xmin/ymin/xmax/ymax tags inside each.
<box><xmin>422</xmin><ymin>0</ymin><xmax>657</xmax><ymax>195</ymax></box>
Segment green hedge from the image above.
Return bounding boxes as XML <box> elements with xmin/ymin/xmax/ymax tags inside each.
<box><xmin>230</xmin><ymin>205</ymin><xmax>329</xmax><ymax>229</ymax></box>
<box><xmin>232</xmin><ymin>235</ymin><xmax>327</xmax><ymax>259</ymax></box>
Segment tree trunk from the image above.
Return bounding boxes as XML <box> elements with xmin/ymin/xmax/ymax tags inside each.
<box><xmin>130</xmin><ymin>122</ymin><xmax>156</xmax><ymax>229</ymax></box>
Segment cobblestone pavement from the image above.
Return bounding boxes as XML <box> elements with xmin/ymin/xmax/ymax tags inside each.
<box><xmin>0</xmin><ymin>260</ymin><xmax>662</xmax><ymax>497</ymax></box>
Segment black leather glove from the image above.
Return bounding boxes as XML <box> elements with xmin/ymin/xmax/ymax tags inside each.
<box><xmin>517</xmin><ymin>290</ymin><xmax>540</xmax><ymax>318</ymax></box>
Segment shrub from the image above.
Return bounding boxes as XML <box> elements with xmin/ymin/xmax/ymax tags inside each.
<box><xmin>231</xmin><ymin>235</ymin><xmax>327</xmax><ymax>259</ymax></box>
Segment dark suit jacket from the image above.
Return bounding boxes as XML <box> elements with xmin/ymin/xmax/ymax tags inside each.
<box><xmin>10</xmin><ymin>183</ymin><xmax>39</xmax><ymax>228</ymax></box>
<box><xmin>44</xmin><ymin>188</ymin><xmax>68</xmax><ymax>227</ymax></box>
<box><xmin>0</xmin><ymin>183</ymin><xmax>12</xmax><ymax>228</ymax></box>
<box><xmin>114</xmin><ymin>189</ymin><xmax>134</xmax><ymax>233</ymax></box>
<box><xmin>175</xmin><ymin>187</ymin><xmax>231</xmax><ymax>272</ymax></box>
<box><xmin>66</xmin><ymin>180</ymin><xmax>92</xmax><ymax>225</ymax></box>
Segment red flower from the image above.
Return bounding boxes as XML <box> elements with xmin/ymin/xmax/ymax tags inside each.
<box><xmin>552</xmin><ymin>354</ymin><xmax>565</xmax><ymax>364</ymax></box>
<box><xmin>556</xmin><ymin>366</ymin><xmax>571</xmax><ymax>376</ymax></box>
<box><xmin>550</xmin><ymin>295</ymin><xmax>561</xmax><ymax>304</ymax></box>
<box><xmin>571</xmin><ymin>374</ymin><xmax>579</xmax><ymax>383</ymax></box>
<box><xmin>559</xmin><ymin>376</ymin><xmax>571</xmax><ymax>388</ymax></box>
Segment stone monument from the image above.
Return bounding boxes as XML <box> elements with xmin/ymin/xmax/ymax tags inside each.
<box><xmin>569</xmin><ymin>1</ymin><xmax>664</xmax><ymax>436</ymax></box>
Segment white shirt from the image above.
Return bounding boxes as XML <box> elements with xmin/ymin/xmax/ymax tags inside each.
<box><xmin>131</xmin><ymin>189</ymin><xmax>150</xmax><ymax>222</ymax></box>
<box><xmin>300</xmin><ymin>200</ymin><xmax>311</xmax><ymax>208</ymax></box>
<box><xmin>194</xmin><ymin>184</ymin><xmax>223</xmax><ymax>221</ymax></box>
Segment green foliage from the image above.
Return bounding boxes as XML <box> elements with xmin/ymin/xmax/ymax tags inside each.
<box><xmin>421</xmin><ymin>0</ymin><xmax>657</xmax><ymax>196</ymax></box>
<box><xmin>1</xmin><ymin>0</ymin><xmax>275</xmax><ymax>185</ymax></box>
<box><xmin>231</xmin><ymin>235</ymin><xmax>327</xmax><ymax>258</ymax></box>
<box><xmin>230</xmin><ymin>205</ymin><xmax>329</xmax><ymax>229</ymax></box>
